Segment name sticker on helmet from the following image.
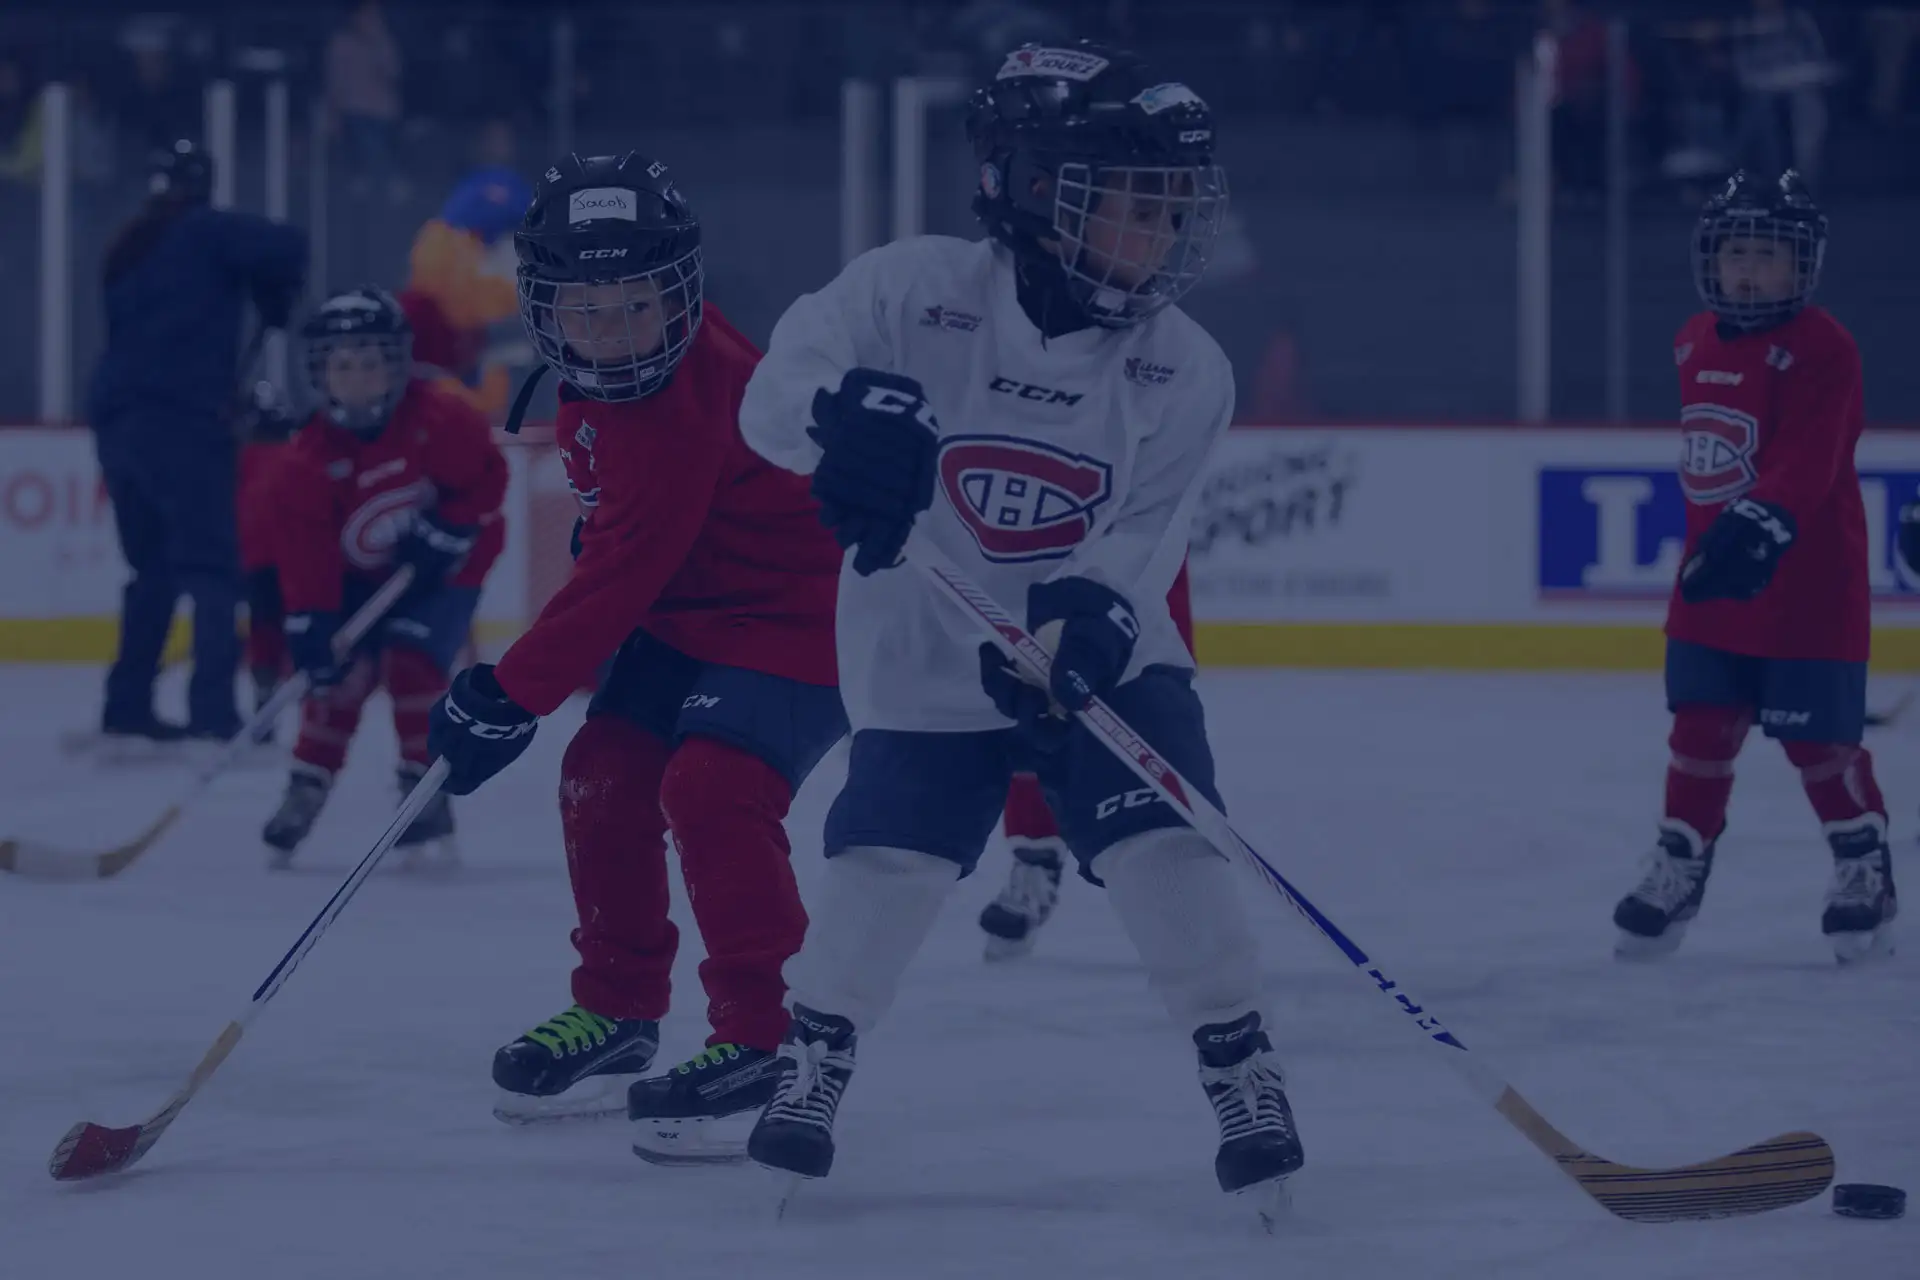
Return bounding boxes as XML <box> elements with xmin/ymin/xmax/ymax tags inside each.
<box><xmin>1132</xmin><ymin>82</ymin><xmax>1205</xmax><ymax>114</ymax></box>
<box><xmin>569</xmin><ymin>187</ymin><xmax>636</xmax><ymax>223</ymax></box>
<box><xmin>996</xmin><ymin>47</ymin><xmax>1110</xmax><ymax>82</ymax></box>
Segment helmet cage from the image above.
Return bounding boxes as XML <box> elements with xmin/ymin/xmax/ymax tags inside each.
<box><xmin>305</xmin><ymin>331</ymin><xmax>412</xmax><ymax>439</ymax></box>
<box><xmin>1692</xmin><ymin>209</ymin><xmax>1826</xmax><ymax>329</ymax></box>
<box><xmin>1049</xmin><ymin>160</ymin><xmax>1227</xmax><ymax>327</ymax></box>
<box><xmin>517</xmin><ymin>247</ymin><xmax>703</xmax><ymax>403</ymax></box>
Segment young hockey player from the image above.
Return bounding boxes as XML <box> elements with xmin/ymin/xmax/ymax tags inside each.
<box><xmin>979</xmin><ymin>562</ymin><xmax>1194</xmax><ymax>958</ymax></box>
<box><xmin>1613</xmin><ymin>170</ymin><xmax>1894</xmax><ymax>965</ymax></box>
<box><xmin>260</xmin><ymin>287</ymin><xmax>507</xmax><ymax>865</ymax></box>
<box><xmin>731</xmin><ymin>41</ymin><xmax>1303</xmax><ymax>1203</ymax></box>
<box><xmin>424</xmin><ymin>154</ymin><xmax>846</xmax><ymax>1149</ymax></box>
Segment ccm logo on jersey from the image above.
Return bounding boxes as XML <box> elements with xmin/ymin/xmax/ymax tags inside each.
<box><xmin>989</xmin><ymin>376</ymin><xmax>1083</xmax><ymax>407</ymax></box>
<box><xmin>1677</xmin><ymin>403</ymin><xmax>1760</xmax><ymax>504</ymax></box>
<box><xmin>939</xmin><ymin>435</ymin><xmax>1113</xmax><ymax>562</ymax></box>
<box><xmin>1695</xmin><ymin>369</ymin><xmax>1744</xmax><ymax>386</ymax></box>
<box><xmin>341</xmin><ymin>479</ymin><xmax>435</xmax><ymax>571</ymax></box>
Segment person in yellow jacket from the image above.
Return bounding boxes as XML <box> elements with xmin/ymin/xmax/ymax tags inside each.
<box><xmin>401</xmin><ymin>164</ymin><xmax>532</xmax><ymax>420</ymax></box>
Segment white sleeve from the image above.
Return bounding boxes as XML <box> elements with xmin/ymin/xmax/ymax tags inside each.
<box><xmin>1057</xmin><ymin>337</ymin><xmax>1234</xmax><ymax>607</ymax></box>
<box><xmin>738</xmin><ymin>243</ymin><xmax>905</xmax><ymax>476</ymax></box>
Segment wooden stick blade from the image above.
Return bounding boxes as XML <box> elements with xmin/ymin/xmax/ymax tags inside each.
<box><xmin>1564</xmin><ymin>1131</ymin><xmax>1836</xmax><ymax>1222</ymax></box>
<box><xmin>1</xmin><ymin>808</ymin><xmax>179</xmax><ymax>881</ymax></box>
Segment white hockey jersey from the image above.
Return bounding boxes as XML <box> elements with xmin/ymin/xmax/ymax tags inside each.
<box><xmin>739</xmin><ymin>236</ymin><xmax>1234</xmax><ymax>733</ymax></box>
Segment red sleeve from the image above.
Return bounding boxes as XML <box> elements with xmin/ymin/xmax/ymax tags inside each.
<box><xmin>1746</xmin><ymin>324</ymin><xmax>1863</xmax><ymax>520</ymax></box>
<box><xmin>420</xmin><ymin>388</ymin><xmax>509</xmax><ymax>527</ymax></box>
<box><xmin>491</xmin><ymin>405</ymin><xmax>730</xmax><ymax>715</ymax></box>
<box><xmin>270</xmin><ymin>447</ymin><xmax>348</xmax><ymax>614</ymax></box>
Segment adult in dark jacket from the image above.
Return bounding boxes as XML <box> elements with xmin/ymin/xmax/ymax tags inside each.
<box><xmin>89</xmin><ymin>139</ymin><xmax>308</xmax><ymax>742</ymax></box>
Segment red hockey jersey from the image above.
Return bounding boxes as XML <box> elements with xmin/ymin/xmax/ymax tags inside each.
<box><xmin>491</xmin><ymin>306</ymin><xmax>840</xmax><ymax>717</ymax></box>
<box><xmin>1666</xmin><ymin>305</ymin><xmax>1868</xmax><ymax>662</ymax></box>
<box><xmin>268</xmin><ymin>380</ymin><xmax>509</xmax><ymax>614</ymax></box>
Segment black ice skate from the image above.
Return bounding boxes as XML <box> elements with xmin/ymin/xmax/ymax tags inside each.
<box><xmin>394</xmin><ymin>762</ymin><xmax>458</xmax><ymax>870</ymax></box>
<box><xmin>1197</xmin><ymin>1010</ymin><xmax>1304</xmax><ymax>1220</ymax></box>
<box><xmin>1613</xmin><ymin>821</ymin><xmax>1718</xmax><ymax>959</ymax></box>
<box><xmin>979</xmin><ymin>840</ymin><xmax>1065</xmax><ymax>960</ymax></box>
<box><xmin>491</xmin><ymin>1004</ymin><xmax>660</xmax><ymax>1125</ymax></box>
<box><xmin>261</xmin><ymin>763</ymin><xmax>333</xmax><ymax>866</ymax></box>
<box><xmin>628</xmin><ymin>1042</ymin><xmax>781</xmax><ymax>1166</ymax></box>
<box><xmin>747</xmin><ymin>1004</ymin><xmax>858</xmax><ymax>1183</ymax></box>
<box><xmin>1822</xmin><ymin>816</ymin><xmax>1898</xmax><ymax>965</ymax></box>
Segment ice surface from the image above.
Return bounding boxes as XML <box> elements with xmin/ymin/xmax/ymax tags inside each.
<box><xmin>2</xmin><ymin>664</ymin><xmax>1915</xmax><ymax>1279</ymax></box>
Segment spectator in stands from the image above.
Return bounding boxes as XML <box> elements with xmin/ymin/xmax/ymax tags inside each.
<box><xmin>1865</xmin><ymin>6</ymin><xmax>1920</xmax><ymax>122</ymax></box>
<box><xmin>0</xmin><ymin>55</ymin><xmax>34</xmax><ymax>183</ymax></box>
<box><xmin>1731</xmin><ymin>0</ymin><xmax>1835</xmax><ymax>180</ymax></box>
<box><xmin>326</xmin><ymin>0</ymin><xmax>406</xmax><ymax>202</ymax></box>
<box><xmin>118</xmin><ymin>22</ymin><xmax>201</xmax><ymax>153</ymax></box>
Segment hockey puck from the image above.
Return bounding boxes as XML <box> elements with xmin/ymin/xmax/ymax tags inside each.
<box><xmin>1833</xmin><ymin>1184</ymin><xmax>1906</xmax><ymax>1220</ymax></box>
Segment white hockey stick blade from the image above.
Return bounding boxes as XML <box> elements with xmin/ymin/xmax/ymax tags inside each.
<box><xmin>903</xmin><ymin>535</ymin><xmax>1835</xmax><ymax>1222</ymax></box>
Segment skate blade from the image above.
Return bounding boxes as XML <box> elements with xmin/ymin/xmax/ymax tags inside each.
<box><xmin>1613</xmin><ymin>923</ymin><xmax>1690</xmax><ymax>961</ymax></box>
<box><xmin>983</xmin><ymin>932</ymin><xmax>1038</xmax><ymax>962</ymax></box>
<box><xmin>1831</xmin><ymin>921</ymin><xmax>1896</xmax><ymax>966</ymax></box>
<box><xmin>63</xmin><ymin>733</ymin><xmax>181</xmax><ymax>767</ymax></box>
<box><xmin>771</xmin><ymin>1169</ymin><xmax>813</xmax><ymax>1222</ymax></box>
<box><xmin>396</xmin><ymin>839</ymin><xmax>462</xmax><ymax>876</ymax></box>
<box><xmin>1244</xmin><ymin>1176</ymin><xmax>1293</xmax><ymax>1234</ymax></box>
<box><xmin>631</xmin><ymin>1113</ymin><xmax>753</xmax><ymax>1166</ymax></box>
<box><xmin>264</xmin><ymin>844</ymin><xmax>297</xmax><ymax>871</ymax></box>
<box><xmin>491</xmin><ymin>1075</ymin><xmax>642</xmax><ymax>1126</ymax></box>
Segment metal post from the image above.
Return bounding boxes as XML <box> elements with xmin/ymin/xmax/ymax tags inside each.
<box><xmin>37</xmin><ymin>83</ymin><xmax>72</xmax><ymax>424</ymax></box>
<box><xmin>308</xmin><ymin>96</ymin><xmax>329</xmax><ymax>303</ymax></box>
<box><xmin>1603</xmin><ymin>18</ymin><xmax>1630</xmax><ymax>423</ymax></box>
<box><xmin>551</xmin><ymin>11</ymin><xmax>576</xmax><ymax>159</ymax></box>
<box><xmin>840</xmin><ymin>80</ymin><xmax>881</xmax><ymax>264</ymax></box>
<box><xmin>205</xmin><ymin>79</ymin><xmax>237</xmax><ymax>209</ymax></box>
<box><xmin>264</xmin><ymin>75</ymin><xmax>291</xmax><ymax>391</ymax></box>
<box><xmin>1515</xmin><ymin>34</ymin><xmax>1555</xmax><ymax>424</ymax></box>
<box><xmin>891</xmin><ymin>76</ymin><xmax>970</xmax><ymax>242</ymax></box>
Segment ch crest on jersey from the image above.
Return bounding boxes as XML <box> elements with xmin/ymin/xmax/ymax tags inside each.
<box><xmin>938</xmin><ymin>435</ymin><xmax>1113</xmax><ymax>562</ymax></box>
<box><xmin>1678</xmin><ymin>403</ymin><xmax>1760</xmax><ymax>504</ymax></box>
<box><xmin>341</xmin><ymin>478</ymin><xmax>435</xmax><ymax>570</ymax></box>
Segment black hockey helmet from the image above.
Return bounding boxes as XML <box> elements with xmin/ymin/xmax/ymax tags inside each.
<box><xmin>967</xmin><ymin>40</ymin><xmax>1228</xmax><ymax>328</ymax></box>
<box><xmin>149</xmin><ymin>138</ymin><xmax>213</xmax><ymax>205</ymax></box>
<box><xmin>1692</xmin><ymin>169</ymin><xmax>1828</xmax><ymax>330</ymax></box>
<box><xmin>301</xmin><ymin>285</ymin><xmax>413</xmax><ymax>438</ymax></box>
<box><xmin>514</xmin><ymin>152</ymin><xmax>703</xmax><ymax>403</ymax></box>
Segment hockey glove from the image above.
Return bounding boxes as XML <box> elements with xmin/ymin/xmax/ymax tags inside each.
<box><xmin>285</xmin><ymin>611</ymin><xmax>349</xmax><ymax>689</ymax></box>
<box><xmin>1028</xmin><ymin>577</ymin><xmax>1141</xmax><ymax>712</ymax></box>
<box><xmin>395</xmin><ymin>509</ymin><xmax>478</xmax><ymax>593</ymax></box>
<box><xmin>979</xmin><ymin>643</ymin><xmax>1073</xmax><ymax>755</ymax></box>
<box><xmin>806</xmin><ymin>368</ymin><xmax>940</xmax><ymax>576</ymax></box>
<box><xmin>1678</xmin><ymin>497</ymin><xmax>1797</xmax><ymax>604</ymax></box>
<box><xmin>1898</xmin><ymin>502</ymin><xmax>1920</xmax><ymax>580</ymax></box>
<box><xmin>428</xmin><ymin>664</ymin><xmax>539</xmax><ymax>796</ymax></box>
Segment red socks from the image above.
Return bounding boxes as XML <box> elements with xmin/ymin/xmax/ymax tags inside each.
<box><xmin>1664</xmin><ymin>703</ymin><xmax>1885</xmax><ymax>839</ymax></box>
<box><xmin>292</xmin><ymin>659</ymin><xmax>379</xmax><ymax>775</ymax></box>
<box><xmin>1003</xmin><ymin>772</ymin><xmax>1060</xmax><ymax>843</ymax></box>
<box><xmin>1781</xmin><ymin>740</ymin><xmax>1886</xmax><ymax>827</ymax></box>
<box><xmin>382</xmin><ymin>646</ymin><xmax>445</xmax><ymax>768</ymax></box>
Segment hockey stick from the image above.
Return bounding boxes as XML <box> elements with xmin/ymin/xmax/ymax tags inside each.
<box><xmin>1865</xmin><ymin>688</ymin><xmax>1915</xmax><ymax>729</ymax></box>
<box><xmin>48</xmin><ymin>756</ymin><xmax>451</xmax><ymax>1181</ymax></box>
<box><xmin>905</xmin><ymin>535</ymin><xmax>1834</xmax><ymax>1222</ymax></box>
<box><xmin>2</xmin><ymin>567</ymin><xmax>416</xmax><ymax>881</ymax></box>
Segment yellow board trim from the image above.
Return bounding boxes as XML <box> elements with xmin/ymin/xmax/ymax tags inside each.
<box><xmin>0</xmin><ymin>618</ymin><xmax>525</xmax><ymax>663</ymax></box>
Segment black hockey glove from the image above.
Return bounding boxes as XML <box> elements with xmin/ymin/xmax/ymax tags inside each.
<box><xmin>1028</xmin><ymin>577</ymin><xmax>1141</xmax><ymax>712</ymax></box>
<box><xmin>428</xmin><ymin>664</ymin><xmax>539</xmax><ymax>796</ymax></box>
<box><xmin>285</xmin><ymin>611</ymin><xmax>348</xmax><ymax>689</ymax></box>
<box><xmin>806</xmin><ymin>368</ymin><xmax>940</xmax><ymax>576</ymax></box>
<box><xmin>1678</xmin><ymin>497</ymin><xmax>1797</xmax><ymax>604</ymax></box>
<box><xmin>979</xmin><ymin>643</ymin><xmax>1072</xmax><ymax>755</ymax></box>
<box><xmin>395</xmin><ymin>509</ymin><xmax>477</xmax><ymax>593</ymax></box>
<box><xmin>1898</xmin><ymin>502</ymin><xmax>1920</xmax><ymax>580</ymax></box>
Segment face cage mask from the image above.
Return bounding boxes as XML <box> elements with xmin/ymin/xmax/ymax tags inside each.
<box><xmin>1050</xmin><ymin>162</ymin><xmax>1228</xmax><ymax>327</ymax></box>
<box><xmin>306</xmin><ymin>334</ymin><xmax>411</xmax><ymax>438</ymax></box>
<box><xmin>1691</xmin><ymin>213</ymin><xmax>1825</xmax><ymax>330</ymax></box>
<box><xmin>518</xmin><ymin>249</ymin><xmax>704</xmax><ymax>403</ymax></box>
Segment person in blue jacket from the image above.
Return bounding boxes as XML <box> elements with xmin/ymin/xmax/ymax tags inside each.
<box><xmin>89</xmin><ymin>139</ymin><xmax>309</xmax><ymax>743</ymax></box>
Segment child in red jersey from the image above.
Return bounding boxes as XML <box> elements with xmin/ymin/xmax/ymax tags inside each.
<box><xmin>978</xmin><ymin>562</ymin><xmax>1196</xmax><ymax>959</ymax></box>
<box><xmin>424</xmin><ymin>154</ymin><xmax>846</xmax><ymax>1153</ymax></box>
<box><xmin>1613</xmin><ymin>170</ymin><xmax>1895</xmax><ymax>965</ymax></box>
<box><xmin>258</xmin><ymin>287</ymin><xmax>507</xmax><ymax>864</ymax></box>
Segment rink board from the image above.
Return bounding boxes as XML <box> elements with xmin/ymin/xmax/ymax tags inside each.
<box><xmin>4</xmin><ymin>424</ymin><xmax>1920</xmax><ymax>669</ymax></box>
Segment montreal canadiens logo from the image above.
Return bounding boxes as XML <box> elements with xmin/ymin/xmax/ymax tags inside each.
<box><xmin>341</xmin><ymin>479</ymin><xmax>434</xmax><ymax>571</ymax></box>
<box><xmin>1678</xmin><ymin>403</ymin><xmax>1760</xmax><ymax>504</ymax></box>
<box><xmin>939</xmin><ymin>435</ymin><xmax>1113</xmax><ymax>562</ymax></box>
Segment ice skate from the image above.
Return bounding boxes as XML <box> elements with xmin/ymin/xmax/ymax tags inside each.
<box><xmin>747</xmin><ymin>1004</ymin><xmax>858</xmax><ymax>1192</ymax></box>
<box><xmin>1613</xmin><ymin>822</ymin><xmax>1717</xmax><ymax>959</ymax></box>
<box><xmin>1196</xmin><ymin>1011</ymin><xmax>1304</xmax><ymax>1224</ymax></box>
<box><xmin>65</xmin><ymin>709</ymin><xmax>189</xmax><ymax>765</ymax></box>
<box><xmin>1822</xmin><ymin>816</ymin><xmax>1898</xmax><ymax>965</ymax></box>
<box><xmin>394</xmin><ymin>762</ymin><xmax>459</xmax><ymax>872</ymax></box>
<box><xmin>629</xmin><ymin>1042</ymin><xmax>781</xmax><ymax>1166</ymax></box>
<box><xmin>261</xmin><ymin>764</ymin><xmax>333</xmax><ymax>867</ymax></box>
<box><xmin>978</xmin><ymin>840</ymin><xmax>1065</xmax><ymax>960</ymax></box>
<box><xmin>491</xmin><ymin>1004</ymin><xmax>660</xmax><ymax>1124</ymax></box>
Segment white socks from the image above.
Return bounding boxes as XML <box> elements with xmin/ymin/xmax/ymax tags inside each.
<box><xmin>784</xmin><ymin>845</ymin><xmax>960</xmax><ymax>1031</ymax></box>
<box><xmin>1093</xmin><ymin>830</ymin><xmax>1263</xmax><ymax>1029</ymax></box>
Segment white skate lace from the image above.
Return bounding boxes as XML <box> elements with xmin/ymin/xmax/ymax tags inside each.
<box><xmin>1631</xmin><ymin>849</ymin><xmax>1703</xmax><ymax>914</ymax></box>
<box><xmin>768</xmin><ymin>1037</ymin><xmax>851</xmax><ymax>1132</ymax></box>
<box><xmin>1202</xmin><ymin>1054</ymin><xmax>1293</xmax><ymax>1143</ymax></box>
<box><xmin>995</xmin><ymin>859</ymin><xmax>1061</xmax><ymax>924</ymax></box>
<box><xmin>1828</xmin><ymin>855</ymin><xmax>1887</xmax><ymax>908</ymax></box>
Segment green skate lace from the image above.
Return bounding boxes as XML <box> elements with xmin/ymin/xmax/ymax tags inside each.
<box><xmin>525</xmin><ymin>1005</ymin><xmax>621</xmax><ymax>1056</ymax></box>
<box><xmin>673</xmin><ymin>1043</ymin><xmax>745</xmax><ymax>1074</ymax></box>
